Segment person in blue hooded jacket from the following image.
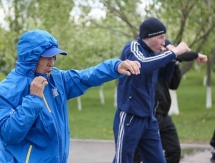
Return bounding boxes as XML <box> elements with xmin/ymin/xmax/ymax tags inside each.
<box><xmin>0</xmin><ymin>29</ymin><xmax>141</xmax><ymax>163</ymax></box>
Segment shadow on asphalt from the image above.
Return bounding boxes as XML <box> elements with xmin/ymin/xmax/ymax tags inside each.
<box><xmin>181</xmin><ymin>148</ymin><xmax>206</xmax><ymax>159</ymax></box>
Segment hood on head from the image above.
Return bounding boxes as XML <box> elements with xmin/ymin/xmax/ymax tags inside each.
<box><xmin>15</xmin><ymin>29</ymin><xmax>65</xmax><ymax>77</ymax></box>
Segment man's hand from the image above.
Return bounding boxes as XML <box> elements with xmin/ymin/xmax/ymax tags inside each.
<box><xmin>167</xmin><ymin>42</ymin><xmax>191</xmax><ymax>56</ymax></box>
<box><xmin>196</xmin><ymin>53</ymin><xmax>207</xmax><ymax>65</ymax></box>
<box><xmin>117</xmin><ymin>60</ymin><xmax>141</xmax><ymax>76</ymax></box>
<box><xmin>30</xmin><ymin>76</ymin><xmax>48</xmax><ymax>97</ymax></box>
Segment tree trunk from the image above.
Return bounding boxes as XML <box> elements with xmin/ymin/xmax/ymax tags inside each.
<box><xmin>181</xmin><ymin>61</ymin><xmax>194</xmax><ymax>75</ymax></box>
<box><xmin>114</xmin><ymin>85</ymin><xmax>117</xmax><ymax>107</ymax></box>
<box><xmin>99</xmin><ymin>84</ymin><xmax>105</xmax><ymax>104</ymax></box>
<box><xmin>168</xmin><ymin>90</ymin><xmax>180</xmax><ymax>115</ymax></box>
<box><xmin>114</xmin><ymin>80</ymin><xmax>118</xmax><ymax>107</ymax></box>
<box><xmin>206</xmin><ymin>57</ymin><xmax>212</xmax><ymax>108</ymax></box>
<box><xmin>77</xmin><ymin>96</ymin><xmax>82</xmax><ymax>111</ymax></box>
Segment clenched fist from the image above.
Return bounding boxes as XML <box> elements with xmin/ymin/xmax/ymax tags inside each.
<box><xmin>30</xmin><ymin>76</ymin><xmax>48</xmax><ymax>97</ymax></box>
<box><xmin>167</xmin><ymin>42</ymin><xmax>191</xmax><ymax>56</ymax></box>
<box><xmin>117</xmin><ymin>60</ymin><xmax>141</xmax><ymax>76</ymax></box>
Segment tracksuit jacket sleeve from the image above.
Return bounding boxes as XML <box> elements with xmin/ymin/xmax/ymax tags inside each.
<box><xmin>125</xmin><ymin>41</ymin><xmax>176</xmax><ymax>73</ymax></box>
<box><xmin>158</xmin><ymin>61</ymin><xmax>176</xmax><ymax>82</ymax></box>
<box><xmin>166</xmin><ymin>51</ymin><xmax>198</xmax><ymax>90</ymax></box>
<box><xmin>0</xmin><ymin>94</ymin><xmax>44</xmax><ymax>144</ymax></box>
<box><xmin>61</xmin><ymin>59</ymin><xmax>123</xmax><ymax>99</ymax></box>
<box><xmin>176</xmin><ymin>51</ymin><xmax>198</xmax><ymax>62</ymax></box>
<box><xmin>168</xmin><ymin>64</ymin><xmax>182</xmax><ymax>90</ymax></box>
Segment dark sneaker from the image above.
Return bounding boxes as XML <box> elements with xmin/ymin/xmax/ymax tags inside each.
<box><xmin>211</xmin><ymin>148</ymin><xmax>215</xmax><ymax>163</ymax></box>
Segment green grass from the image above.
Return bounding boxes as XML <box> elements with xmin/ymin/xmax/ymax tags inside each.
<box><xmin>0</xmin><ymin>73</ymin><xmax>5</xmax><ymax>81</ymax></box>
<box><xmin>173</xmin><ymin>69</ymin><xmax>215</xmax><ymax>144</ymax></box>
<box><xmin>68</xmin><ymin>81</ymin><xmax>117</xmax><ymax>140</ymax></box>
<box><xmin>69</xmin><ymin>68</ymin><xmax>215</xmax><ymax>144</ymax></box>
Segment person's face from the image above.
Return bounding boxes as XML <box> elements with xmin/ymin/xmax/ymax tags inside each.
<box><xmin>143</xmin><ymin>34</ymin><xmax>166</xmax><ymax>52</ymax></box>
<box><xmin>36</xmin><ymin>56</ymin><xmax>56</xmax><ymax>75</ymax></box>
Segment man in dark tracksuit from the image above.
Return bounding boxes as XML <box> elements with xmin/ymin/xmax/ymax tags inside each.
<box><xmin>210</xmin><ymin>131</ymin><xmax>215</xmax><ymax>162</ymax></box>
<box><xmin>112</xmin><ymin>18</ymin><xmax>191</xmax><ymax>163</ymax></box>
<box><xmin>133</xmin><ymin>39</ymin><xmax>207</xmax><ymax>163</ymax></box>
<box><xmin>155</xmin><ymin>40</ymin><xmax>200</xmax><ymax>163</ymax></box>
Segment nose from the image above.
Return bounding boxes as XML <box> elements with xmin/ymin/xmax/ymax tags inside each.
<box><xmin>48</xmin><ymin>57</ymin><xmax>55</xmax><ymax>67</ymax></box>
<box><xmin>162</xmin><ymin>39</ymin><xmax>165</xmax><ymax>46</ymax></box>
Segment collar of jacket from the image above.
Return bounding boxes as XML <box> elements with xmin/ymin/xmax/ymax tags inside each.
<box><xmin>137</xmin><ymin>36</ymin><xmax>154</xmax><ymax>53</ymax></box>
<box><xmin>35</xmin><ymin>72</ymin><xmax>48</xmax><ymax>79</ymax></box>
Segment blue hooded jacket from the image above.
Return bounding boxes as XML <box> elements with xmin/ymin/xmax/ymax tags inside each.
<box><xmin>0</xmin><ymin>29</ymin><xmax>122</xmax><ymax>163</ymax></box>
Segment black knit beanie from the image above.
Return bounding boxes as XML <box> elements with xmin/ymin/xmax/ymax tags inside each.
<box><xmin>139</xmin><ymin>17</ymin><xmax>166</xmax><ymax>39</ymax></box>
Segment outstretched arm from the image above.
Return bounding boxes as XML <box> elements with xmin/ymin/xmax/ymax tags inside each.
<box><xmin>164</xmin><ymin>39</ymin><xmax>207</xmax><ymax>64</ymax></box>
<box><xmin>176</xmin><ymin>51</ymin><xmax>207</xmax><ymax>64</ymax></box>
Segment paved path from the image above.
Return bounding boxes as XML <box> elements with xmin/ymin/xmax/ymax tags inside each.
<box><xmin>68</xmin><ymin>139</ymin><xmax>211</xmax><ymax>163</ymax></box>
<box><xmin>180</xmin><ymin>144</ymin><xmax>211</xmax><ymax>163</ymax></box>
<box><xmin>180</xmin><ymin>150</ymin><xmax>211</xmax><ymax>163</ymax></box>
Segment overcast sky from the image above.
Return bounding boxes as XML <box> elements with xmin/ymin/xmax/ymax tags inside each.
<box><xmin>0</xmin><ymin>0</ymin><xmax>153</xmax><ymax>29</ymax></box>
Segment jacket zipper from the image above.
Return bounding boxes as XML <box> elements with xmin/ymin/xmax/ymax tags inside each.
<box><xmin>42</xmin><ymin>94</ymin><xmax>62</xmax><ymax>162</ymax></box>
<box><xmin>42</xmin><ymin>94</ymin><xmax>52</xmax><ymax>113</ymax></box>
<box><xmin>25</xmin><ymin>145</ymin><xmax>32</xmax><ymax>163</ymax></box>
<box><xmin>154</xmin><ymin>101</ymin><xmax>159</xmax><ymax>115</ymax></box>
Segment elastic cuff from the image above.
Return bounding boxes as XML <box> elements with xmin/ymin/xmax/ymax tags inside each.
<box><xmin>114</xmin><ymin>61</ymin><xmax>121</xmax><ymax>73</ymax></box>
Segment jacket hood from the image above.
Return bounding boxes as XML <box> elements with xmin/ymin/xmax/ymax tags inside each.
<box><xmin>15</xmin><ymin>29</ymin><xmax>59</xmax><ymax>78</ymax></box>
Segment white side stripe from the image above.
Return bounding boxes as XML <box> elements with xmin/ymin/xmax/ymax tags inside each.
<box><xmin>130</xmin><ymin>41</ymin><xmax>173</xmax><ymax>62</ymax></box>
<box><xmin>115</xmin><ymin>111</ymin><xmax>126</xmax><ymax>163</ymax></box>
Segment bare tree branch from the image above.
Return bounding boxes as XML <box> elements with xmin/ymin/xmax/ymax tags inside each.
<box><xmin>174</xmin><ymin>2</ymin><xmax>196</xmax><ymax>44</ymax></box>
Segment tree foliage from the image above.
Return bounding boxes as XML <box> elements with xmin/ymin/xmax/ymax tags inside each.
<box><xmin>0</xmin><ymin>0</ymin><xmax>74</xmax><ymax>73</ymax></box>
<box><xmin>0</xmin><ymin>0</ymin><xmax>215</xmax><ymax>75</ymax></box>
<box><xmin>76</xmin><ymin>0</ymin><xmax>215</xmax><ymax>73</ymax></box>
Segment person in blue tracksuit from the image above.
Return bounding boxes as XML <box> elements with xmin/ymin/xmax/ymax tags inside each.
<box><xmin>112</xmin><ymin>17</ymin><xmax>191</xmax><ymax>163</ymax></box>
<box><xmin>0</xmin><ymin>29</ymin><xmax>141</xmax><ymax>163</ymax></box>
<box><xmin>133</xmin><ymin>39</ymin><xmax>207</xmax><ymax>163</ymax></box>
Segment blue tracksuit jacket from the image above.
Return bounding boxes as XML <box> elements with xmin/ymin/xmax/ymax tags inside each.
<box><xmin>117</xmin><ymin>37</ymin><xmax>176</xmax><ymax>117</ymax></box>
<box><xmin>0</xmin><ymin>29</ymin><xmax>123</xmax><ymax>163</ymax></box>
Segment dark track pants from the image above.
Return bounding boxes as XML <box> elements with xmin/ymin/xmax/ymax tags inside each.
<box><xmin>113</xmin><ymin>110</ymin><xmax>166</xmax><ymax>163</ymax></box>
<box><xmin>133</xmin><ymin>114</ymin><xmax>181</xmax><ymax>163</ymax></box>
<box><xmin>156</xmin><ymin>114</ymin><xmax>181</xmax><ymax>163</ymax></box>
<box><xmin>210</xmin><ymin>130</ymin><xmax>215</xmax><ymax>147</ymax></box>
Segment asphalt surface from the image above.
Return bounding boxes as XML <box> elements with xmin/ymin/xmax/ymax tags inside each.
<box><xmin>68</xmin><ymin>139</ymin><xmax>211</xmax><ymax>163</ymax></box>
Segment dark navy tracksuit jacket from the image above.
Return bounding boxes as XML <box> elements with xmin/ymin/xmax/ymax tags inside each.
<box><xmin>113</xmin><ymin>37</ymin><xmax>176</xmax><ymax>163</ymax></box>
<box><xmin>117</xmin><ymin>37</ymin><xmax>176</xmax><ymax>117</ymax></box>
